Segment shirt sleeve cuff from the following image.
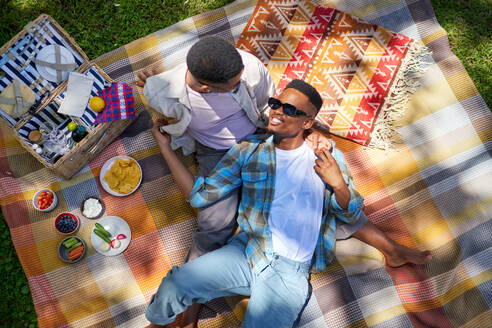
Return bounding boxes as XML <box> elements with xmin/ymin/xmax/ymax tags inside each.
<box><xmin>187</xmin><ymin>176</ymin><xmax>205</xmax><ymax>205</ymax></box>
<box><xmin>330</xmin><ymin>188</ymin><xmax>363</xmax><ymax>214</ymax></box>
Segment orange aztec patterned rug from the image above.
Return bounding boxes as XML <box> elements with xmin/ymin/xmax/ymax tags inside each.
<box><xmin>236</xmin><ymin>0</ymin><xmax>430</xmax><ymax>148</ymax></box>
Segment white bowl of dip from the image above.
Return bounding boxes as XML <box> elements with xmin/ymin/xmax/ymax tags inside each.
<box><xmin>80</xmin><ymin>196</ymin><xmax>105</xmax><ymax>219</ymax></box>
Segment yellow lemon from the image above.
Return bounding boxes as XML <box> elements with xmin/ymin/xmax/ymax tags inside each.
<box><xmin>89</xmin><ymin>96</ymin><xmax>105</xmax><ymax>112</ymax></box>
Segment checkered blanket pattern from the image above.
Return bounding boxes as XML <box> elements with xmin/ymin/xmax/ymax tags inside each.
<box><xmin>0</xmin><ymin>0</ymin><xmax>491</xmax><ymax>327</ymax></box>
<box><xmin>94</xmin><ymin>82</ymin><xmax>136</xmax><ymax>125</ymax></box>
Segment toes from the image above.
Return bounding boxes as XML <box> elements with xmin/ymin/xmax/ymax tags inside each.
<box><xmin>421</xmin><ymin>251</ymin><xmax>432</xmax><ymax>263</ymax></box>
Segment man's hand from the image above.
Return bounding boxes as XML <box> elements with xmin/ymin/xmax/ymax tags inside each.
<box><xmin>314</xmin><ymin>148</ymin><xmax>345</xmax><ymax>188</ymax></box>
<box><xmin>136</xmin><ymin>67</ymin><xmax>161</xmax><ymax>88</ymax></box>
<box><xmin>314</xmin><ymin>148</ymin><xmax>351</xmax><ymax>209</ymax></box>
<box><xmin>305</xmin><ymin>130</ymin><xmax>332</xmax><ymax>153</ymax></box>
<box><xmin>151</xmin><ymin>119</ymin><xmax>194</xmax><ymax>196</ymax></box>
<box><xmin>151</xmin><ymin>119</ymin><xmax>171</xmax><ymax>149</ymax></box>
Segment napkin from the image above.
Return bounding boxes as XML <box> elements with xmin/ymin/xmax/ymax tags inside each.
<box><xmin>93</xmin><ymin>82</ymin><xmax>135</xmax><ymax>125</ymax></box>
<box><xmin>58</xmin><ymin>72</ymin><xmax>94</xmax><ymax>117</ymax></box>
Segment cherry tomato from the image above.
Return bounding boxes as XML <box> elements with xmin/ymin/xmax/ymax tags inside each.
<box><xmin>37</xmin><ymin>190</ymin><xmax>53</xmax><ymax>209</ymax></box>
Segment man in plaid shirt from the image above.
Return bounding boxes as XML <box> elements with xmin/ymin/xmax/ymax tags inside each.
<box><xmin>146</xmin><ymin>80</ymin><xmax>364</xmax><ymax>327</ymax></box>
<box><xmin>138</xmin><ymin>37</ymin><xmax>430</xmax><ymax>272</ymax></box>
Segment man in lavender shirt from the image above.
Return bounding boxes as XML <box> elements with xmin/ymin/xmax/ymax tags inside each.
<box><xmin>140</xmin><ymin>36</ymin><xmax>274</xmax><ymax>263</ymax></box>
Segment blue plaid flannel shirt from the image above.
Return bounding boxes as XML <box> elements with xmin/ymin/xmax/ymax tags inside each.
<box><xmin>189</xmin><ymin>134</ymin><xmax>364</xmax><ymax>273</ymax></box>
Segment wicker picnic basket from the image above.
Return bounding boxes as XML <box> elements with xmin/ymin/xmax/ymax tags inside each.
<box><xmin>0</xmin><ymin>14</ymin><xmax>138</xmax><ymax>179</ymax></box>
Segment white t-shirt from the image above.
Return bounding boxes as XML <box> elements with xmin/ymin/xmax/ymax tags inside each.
<box><xmin>268</xmin><ymin>142</ymin><xmax>325</xmax><ymax>263</ymax></box>
<box><xmin>186</xmin><ymin>84</ymin><xmax>257</xmax><ymax>150</ymax></box>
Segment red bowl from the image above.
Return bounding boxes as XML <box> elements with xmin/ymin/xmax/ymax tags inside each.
<box><xmin>54</xmin><ymin>212</ymin><xmax>80</xmax><ymax>235</ymax></box>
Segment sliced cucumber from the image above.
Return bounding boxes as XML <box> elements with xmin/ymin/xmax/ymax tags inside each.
<box><xmin>95</xmin><ymin>223</ymin><xmax>111</xmax><ymax>238</ymax></box>
<box><xmin>67</xmin><ymin>242</ymin><xmax>82</xmax><ymax>252</ymax></box>
<box><xmin>63</xmin><ymin>237</ymin><xmax>78</xmax><ymax>248</ymax></box>
<box><xmin>94</xmin><ymin>229</ymin><xmax>111</xmax><ymax>244</ymax></box>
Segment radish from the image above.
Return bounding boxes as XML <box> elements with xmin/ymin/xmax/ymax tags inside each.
<box><xmin>110</xmin><ymin>239</ymin><xmax>121</xmax><ymax>249</ymax></box>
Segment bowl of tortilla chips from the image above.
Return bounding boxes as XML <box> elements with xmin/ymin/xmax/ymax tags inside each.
<box><xmin>100</xmin><ymin>156</ymin><xmax>142</xmax><ymax>196</ymax></box>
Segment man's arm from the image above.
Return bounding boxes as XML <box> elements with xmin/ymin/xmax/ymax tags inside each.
<box><xmin>152</xmin><ymin>119</ymin><xmax>245</xmax><ymax>207</ymax></box>
<box><xmin>314</xmin><ymin>147</ymin><xmax>364</xmax><ymax>222</ymax></box>
<box><xmin>151</xmin><ymin>119</ymin><xmax>194</xmax><ymax>196</ymax></box>
<box><xmin>188</xmin><ymin>142</ymin><xmax>245</xmax><ymax>208</ymax></box>
<box><xmin>240</xmin><ymin>50</ymin><xmax>275</xmax><ymax>121</ymax></box>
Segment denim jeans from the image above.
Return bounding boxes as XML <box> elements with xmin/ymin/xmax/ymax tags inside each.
<box><xmin>146</xmin><ymin>233</ymin><xmax>310</xmax><ymax>327</ymax></box>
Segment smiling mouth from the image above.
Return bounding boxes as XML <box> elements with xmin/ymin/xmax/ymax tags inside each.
<box><xmin>270</xmin><ymin>116</ymin><xmax>284</xmax><ymax>125</ymax></box>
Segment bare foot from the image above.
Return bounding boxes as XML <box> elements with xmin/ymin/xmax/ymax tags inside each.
<box><xmin>382</xmin><ymin>242</ymin><xmax>432</xmax><ymax>267</ymax></box>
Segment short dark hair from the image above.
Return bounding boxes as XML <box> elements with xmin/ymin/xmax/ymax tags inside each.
<box><xmin>285</xmin><ymin>79</ymin><xmax>323</xmax><ymax>112</ymax></box>
<box><xmin>186</xmin><ymin>36</ymin><xmax>244</xmax><ymax>83</ymax></box>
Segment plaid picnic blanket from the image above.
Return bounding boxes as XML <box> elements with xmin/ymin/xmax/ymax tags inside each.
<box><xmin>1</xmin><ymin>0</ymin><xmax>491</xmax><ymax>327</ymax></box>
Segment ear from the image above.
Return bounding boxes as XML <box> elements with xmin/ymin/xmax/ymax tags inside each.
<box><xmin>198</xmin><ymin>84</ymin><xmax>210</xmax><ymax>93</ymax></box>
<box><xmin>302</xmin><ymin>117</ymin><xmax>314</xmax><ymax>130</ymax></box>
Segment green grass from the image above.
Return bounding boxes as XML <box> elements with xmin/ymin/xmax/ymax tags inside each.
<box><xmin>0</xmin><ymin>0</ymin><xmax>490</xmax><ymax>327</ymax></box>
<box><xmin>0</xmin><ymin>212</ymin><xmax>38</xmax><ymax>327</ymax></box>
<box><xmin>431</xmin><ymin>0</ymin><xmax>491</xmax><ymax>108</ymax></box>
<box><xmin>0</xmin><ymin>0</ymin><xmax>235</xmax><ymax>58</ymax></box>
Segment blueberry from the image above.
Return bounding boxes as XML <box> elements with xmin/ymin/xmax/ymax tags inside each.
<box><xmin>56</xmin><ymin>215</ymin><xmax>77</xmax><ymax>232</ymax></box>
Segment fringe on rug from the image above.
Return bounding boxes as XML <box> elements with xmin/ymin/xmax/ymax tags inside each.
<box><xmin>368</xmin><ymin>40</ymin><xmax>433</xmax><ymax>150</ymax></box>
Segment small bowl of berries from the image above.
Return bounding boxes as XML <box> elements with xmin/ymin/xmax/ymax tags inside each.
<box><xmin>33</xmin><ymin>189</ymin><xmax>57</xmax><ymax>212</ymax></box>
<box><xmin>54</xmin><ymin>212</ymin><xmax>79</xmax><ymax>234</ymax></box>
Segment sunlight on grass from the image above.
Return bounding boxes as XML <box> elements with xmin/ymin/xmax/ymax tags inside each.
<box><xmin>431</xmin><ymin>0</ymin><xmax>491</xmax><ymax>108</ymax></box>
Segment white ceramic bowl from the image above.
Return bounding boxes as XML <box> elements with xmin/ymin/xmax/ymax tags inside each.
<box><xmin>32</xmin><ymin>188</ymin><xmax>58</xmax><ymax>212</ymax></box>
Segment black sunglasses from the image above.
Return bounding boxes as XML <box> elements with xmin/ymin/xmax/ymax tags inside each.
<box><xmin>268</xmin><ymin>97</ymin><xmax>311</xmax><ymax>117</ymax></box>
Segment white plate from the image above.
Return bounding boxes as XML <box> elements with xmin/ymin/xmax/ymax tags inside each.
<box><xmin>36</xmin><ymin>45</ymin><xmax>75</xmax><ymax>82</ymax></box>
<box><xmin>91</xmin><ymin>216</ymin><xmax>131</xmax><ymax>256</ymax></box>
<box><xmin>100</xmin><ymin>155</ymin><xmax>142</xmax><ymax>197</ymax></box>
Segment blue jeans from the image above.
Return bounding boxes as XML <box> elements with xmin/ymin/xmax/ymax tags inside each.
<box><xmin>146</xmin><ymin>233</ymin><xmax>310</xmax><ymax>327</ymax></box>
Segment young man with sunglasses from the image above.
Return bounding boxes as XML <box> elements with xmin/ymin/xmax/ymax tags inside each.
<box><xmin>146</xmin><ymin>79</ymin><xmax>364</xmax><ymax>327</ymax></box>
<box><xmin>140</xmin><ymin>36</ymin><xmax>431</xmax><ymax>274</ymax></box>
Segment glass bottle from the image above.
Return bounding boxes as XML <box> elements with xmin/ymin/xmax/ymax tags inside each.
<box><xmin>72</xmin><ymin>125</ymin><xmax>88</xmax><ymax>143</ymax></box>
